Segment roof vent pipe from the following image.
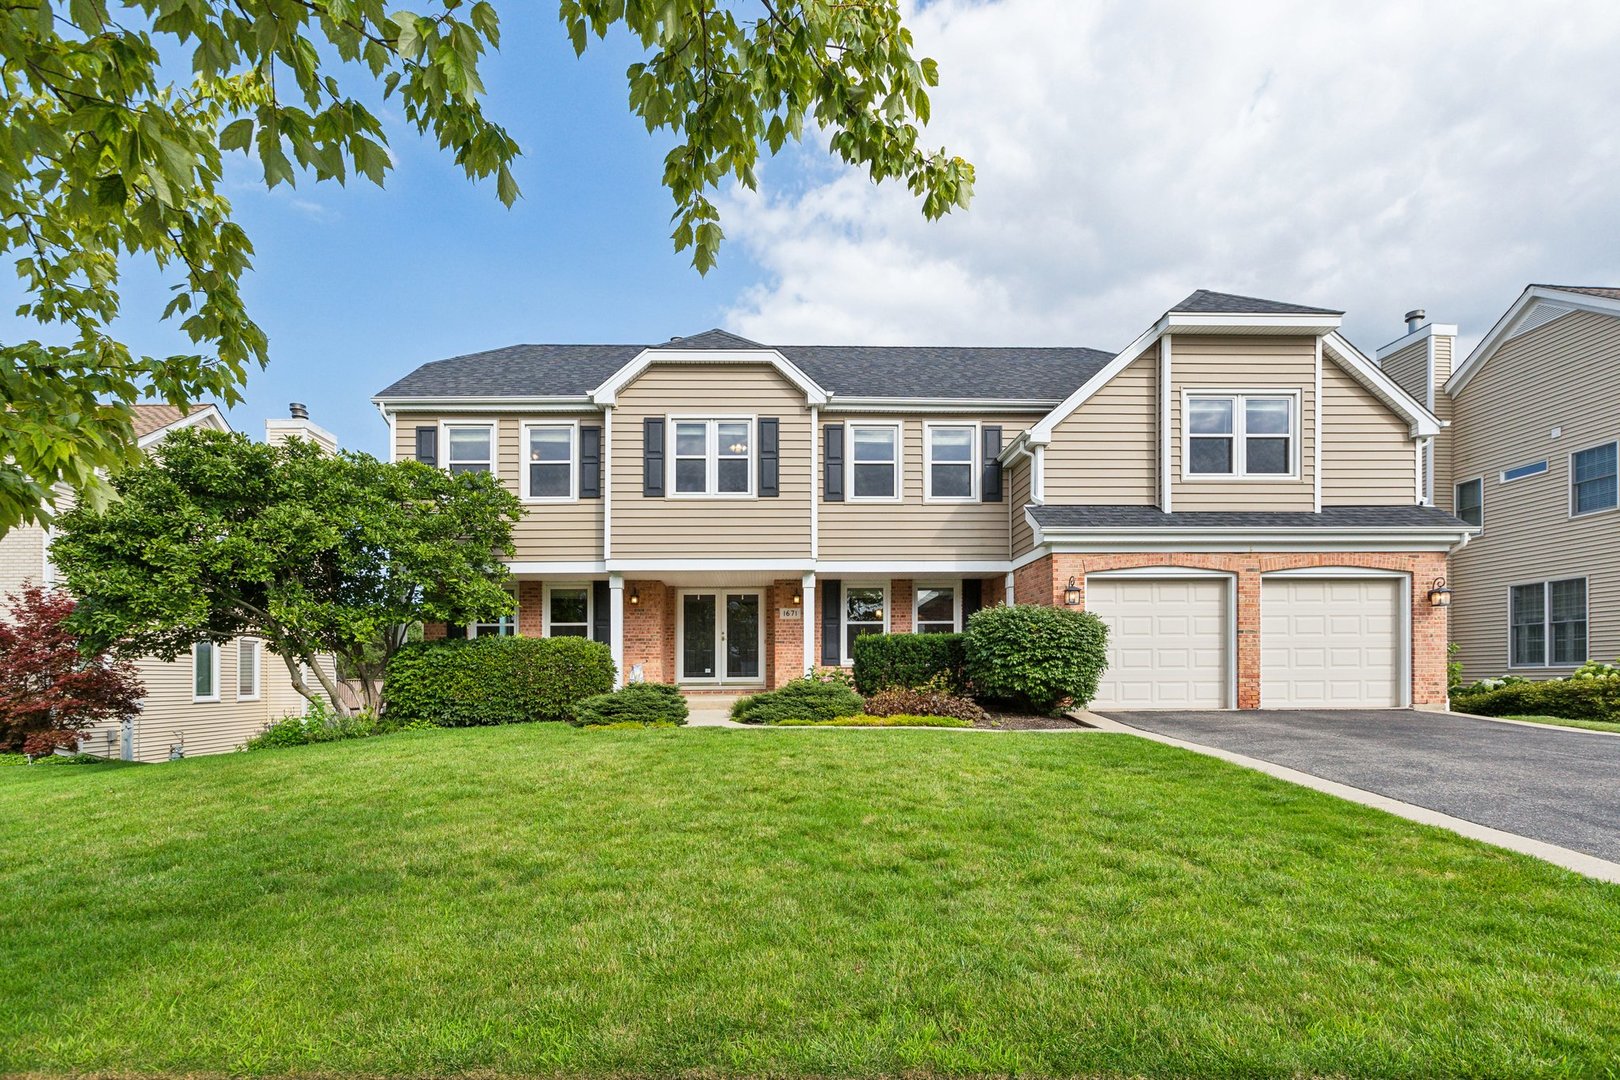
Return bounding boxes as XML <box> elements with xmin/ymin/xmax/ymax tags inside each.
<box><xmin>1404</xmin><ymin>309</ymin><xmax>1427</xmax><ymax>334</ymax></box>
<box><xmin>289</xmin><ymin>402</ymin><xmax>309</xmax><ymax>420</ymax></box>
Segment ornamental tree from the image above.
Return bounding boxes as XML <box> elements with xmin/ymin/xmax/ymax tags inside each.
<box><xmin>0</xmin><ymin>584</ymin><xmax>144</xmax><ymax>756</ymax></box>
<box><xmin>0</xmin><ymin>0</ymin><xmax>972</xmax><ymax>533</ymax></box>
<box><xmin>51</xmin><ymin>428</ymin><xmax>522</xmax><ymax>715</ymax></box>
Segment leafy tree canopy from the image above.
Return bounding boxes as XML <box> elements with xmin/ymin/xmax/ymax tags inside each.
<box><xmin>0</xmin><ymin>0</ymin><xmax>972</xmax><ymax>532</ymax></box>
<box><xmin>51</xmin><ymin>428</ymin><xmax>522</xmax><ymax>715</ymax></box>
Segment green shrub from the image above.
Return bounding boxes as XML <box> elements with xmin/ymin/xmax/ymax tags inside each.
<box><xmin>384</xmin><ymin>636</ymin><xmax>615</xmax><ymax>726</ymax></box>
<box><xmin>572</xmin><ymin>683</ymin><xmax>689</xmax><ymax>727</ymax></box>
<box><xmin>771</xmin><ymin>714</ymin><xmax>972</xmax><ymax>728</ymax></box>
<box><xmin>863</xmin><ymin>687</ymin><xmax>988</xmax><ymax>724</ymax></box>
<box><xmin>29</xmin><ymin>752</ymin><xmax>107</xmax><ymax>766</ymax></box>
<box><xmin>244</xmin><ymin>699</ymin><xmax>430</xmax><ymax>750</ymax></box>
<box><xmin>851</xmin><ymin>633</ymin><xmax>967</xmax><ymax>694</ymax></box>
<box><xmin>964</xmin><ymin>604</ymin><xmax>1108</xmax><ymax>715</ymax></box>
<box><xmin>0</xmin><ymin>753</ymin><xmax>25</xmax><ymax>767</ymax></box>
<box><xmin>1453</xmin><ymin>676</ymin><xmax>1620</xmax><ymax>723</ymax></box>
<box><xmin>731</xmin><ymin>678</ymin><xmax>864</xmax><ymax>724</ymax></box>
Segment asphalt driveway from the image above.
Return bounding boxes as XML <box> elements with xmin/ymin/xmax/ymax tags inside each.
<box><xmin>1095</xmin><ymin>709</ymin><xmax>1620</xmax><ymax>863</ymax></box>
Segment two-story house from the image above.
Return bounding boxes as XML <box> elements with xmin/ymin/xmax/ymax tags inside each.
<box><xmin>1383</xmin><ymin>285</ymin><xmax>1620</xmax><ymax>683</ymax></box>
<box><xmin>374</xmin><ymin>290</ymin><xmax>1471</xmax><ymax>710</ymax></box>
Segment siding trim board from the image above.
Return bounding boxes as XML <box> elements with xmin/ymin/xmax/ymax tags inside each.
<box><xmin>592</xmin><ymin>347</ymin><xmax>829</xmax><ymax>407</ymax></box>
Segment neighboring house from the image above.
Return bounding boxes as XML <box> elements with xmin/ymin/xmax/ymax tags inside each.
<box><xmin>0</xmin><ymin>403</ymin><xmax>338</xmax><ymax>761</ymax></box>
<box><xmin>375</xmin><ymin>290</ymin><xmax>1471</xmax><ymax>711</ymax></box>
<box><xmin>1385</xmin><ymin>286</ymin><xmax>1620</xmax><ymax>683</ymax></box>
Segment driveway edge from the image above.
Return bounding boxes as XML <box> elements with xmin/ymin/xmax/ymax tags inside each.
<box><xmin>1080</xmin><ymin>711</ymin><xmax>1620</xmax><ymax>884</ymax></box>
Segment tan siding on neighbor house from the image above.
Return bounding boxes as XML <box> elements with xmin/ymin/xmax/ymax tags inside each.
<box><xmin>1044</xmin><ymin>348</ymin><xmax>1157</xmax><ymax>504</ymax></box>
<box><xmin>611</xmin><ymin>364</ymin><xmax>813</xmax><ymax>560</ymax></box>
<box><xmin>819</xmin><ymin>415</ymin><xmax>1028</xmax><ymax>560</ymax></box>
<box><xmin>393</xmin><ymin>412</ymin><xmax>605</xmax><ymax>561</ymax></box>
<box><xmin>0</xmin><ymin>522</ymin><xmax>45</xmax><ymax>594</ymax></box>
<box><xmin>1446</xmin><ymin>309</ymin><xmax>1620</xmax><ymax>681</ymax></box>
<box><xmin>1169</xmin><ymin>335</ymin><xmax>1317</xmax><ymax>511</ymax></box>
<box><xmin>1009</xmin><ymin>457</ymin><xmax>1033</xmax><ymax>557</ymax></box>
<box><xmin>1320</xmin><ymin>358</ymin><xmax>1416</xmax><ymax>505</ymax></box>
<box><xmin>1380</xmin><ymin>340</ymin><xmax>1429</xmax><ymax>404</ymax></box>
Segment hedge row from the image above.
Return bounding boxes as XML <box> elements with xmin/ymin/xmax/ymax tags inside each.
<box><xmin>1452</xmin><ymin>677</ymin><xmax>1620</xmax><ymax>723</ymax></box>
<box><xmin>385</xmin><ymin>636</ymin><xmax>615</xmax><ymax>726</ymax></box>
<box><xmin>851</xmin><ymin>633</ymin><xmax>966</xmax><ymax>694</ymax></box>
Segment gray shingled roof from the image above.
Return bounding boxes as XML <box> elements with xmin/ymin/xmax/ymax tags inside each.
<box><xmin>1029</xmin><ymin>504</ymin><xmax>1471</xmax><ymax>530</ymax></box>
<box><xmin>1171</xmin><ymin>289</ymin><xmax>1343</xmax><ymax>316</ymax></box>
<box><xmin>1535</xmin><ymin>285</ymin><xmax>1620</xmax><ymax>302</ymax></box>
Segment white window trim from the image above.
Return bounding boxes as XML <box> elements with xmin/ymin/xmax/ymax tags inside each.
<box><xmin>1507</xmin><ymin>576</ymin><xmax>1589</xmax><ymax>669</ymax></box>
<box><xmin>1454</xmin><ymin>476</ymin><xmax>1485</xmax><ymax>532</ymax></box>
<box><xmin>542</xmin><ymin>582</ymin><xmax>594</xmax><ymax>638</ymax></box>
<box><xmin>439</xmin><ymin>419</ymin><xmax>497</xmax><ymax>475</ymax></box>
<box><xmin>1499</xmin><ymin>459</ymin><xmax>1549</xmax><ymax>484</ymax></box>
<box><xmin>236</xmin><ymin>637</ymin><xmax>262</xmax><ymax>702</ymax></box>
<box><xmin>912</xmin><ymin>580</ymin><xmax>962</xmax><ymax>633</ymax></box>
<box><xmin>666</xmin><ymin>414</ymin><xmax>756</xmax><ymax>499</ymax></box>
<box><xmin>1568</xmin><ymin>440</ymin><xmax>1619</xmax><ymax>520</ymax></box>
<box><xmin>845</xmin><ymin>419</ymin><xmax>904</xmax><ymax>504</ymax></box>
<box><xmin>192</xmin><ymin>641</ymin><xmax>222</xmax><ymax>704</ymax></box>
<box><xmin>520</xmin><ymin>420</ymin><xmax>579</xmax><ymax>503</ymax></box>
<box><xmin>923</xmin><ymin>422</ymin><xmax>980</xmax><ymax>503</ymax></box>
<box><xmin>840</xmin><ymin>580</ymin><xmax>890</xmax><ymax>665</ymax></box>
<box><xmin>469</xmin><ymin>587</ymin><xmax>519</xmax><ymax>638</ymax></box>
<box><xmin>1180</xmin><ymin>389</ymin><xmax>1301</xmax><ymax>482</ymax></box>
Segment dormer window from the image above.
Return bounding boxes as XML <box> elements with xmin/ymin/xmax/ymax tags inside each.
<box><xmin>1187</xmin><ymin>394</ymin><xmax>1295</xmax><ymax>478</ymax></box>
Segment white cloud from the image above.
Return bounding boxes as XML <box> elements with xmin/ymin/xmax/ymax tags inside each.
<box><xmin>721</xmin><ymin>0</ymin><xmax>1620</xmax><ymax>354</ymax></box>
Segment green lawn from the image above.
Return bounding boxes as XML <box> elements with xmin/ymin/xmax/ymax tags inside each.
<box><xmin>1507</xmin><ymin>713</ymin><xmax>1620</xmax><ymax>734</ymax></box>
<box><xmin>4</xmin><ymin>726</ymin><xmax>1619</xmax><ymax>1078</ymax></box>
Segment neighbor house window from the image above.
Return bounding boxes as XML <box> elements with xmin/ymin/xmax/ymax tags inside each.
<box><xmin>843</xmin><ymin>585</ymin><xmax>887</xmax><ymax>662</ymax></box>
<box><xmin>914</xmin><ymin>584</ymin><xmax>959</xmax><ymax>634</ymax></box>
<box><xmin>925</xmin><ymin>424</ymin><xmax>977</xmax><ymax>501</ymax></box>
<box><xmin>671</xmin><ymin>418</ymin><xmax>752</xmax><ymax>496</ymax></box>
<box><xmin>1455</xmin><ymin>477</ymin><xmax>1483</xmax><ymax>528</ymax></box>
<box><xmin>546</xmin><ymin>586</ymin><xmax>591</xmax><ymax>638</ymax></box>
<box><xmin>1571</xmin><ymin>441</ymin><xmax>1618</xmax><ymax>516</ymax></box>
<box><xmin>1187</xmin><ymin>394</ymin><xmax>1294</xmax><ymax>477</ymax></box>
<box><xmin>470</xmin><ymin>589</ymin><xmax>518</xmax><ymax>638</ymax></box>
<box><xmin>237</xmin><ymin>638</ymin><xmax>261</xmax><ymax>701</ymax></box>
<box><xmin>849</xmin><ymin>423</ymin><xmax>900</xmax><ymax>500</ymax></box>
<box><xmin>1511</xmin><ymin>578</ymin><xmax>1587</xmax><ymax>667</ymax></box>
<box><xmin>445</xmin><ymin>424</ymin><xmax>494</xmax><ymax>475</ymax></box>
<box><xmin>1500</xmin><ymin>459</ymin><xmax>1548</xmax><ymax>483</ymax></box>
<box><xmin>524</xmin><ymin>423</ymin><xmax>575</xmax><ymax>500</ymax></box>
<box><xmin>192</xmin><ymin>641</ymin><xmax>220</xmax><ymax>702</ymax></box>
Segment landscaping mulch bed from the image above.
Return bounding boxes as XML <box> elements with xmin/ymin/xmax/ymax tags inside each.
<box><xmin>975</xmin><ymin>712</ymin><xmax>1091</xmax><ymax>730</ymax></box>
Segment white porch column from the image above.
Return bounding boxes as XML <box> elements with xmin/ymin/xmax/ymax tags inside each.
<box><xmin>1004</xmin><ymin>570</ymin><xmax>1016</xmax><ymax>606</ymax></box>
<box><xmin>608</xmin><ymin>572</ymin><xmax>625</xmax><ymax>687</ymax></box>
<box><xmin>801</xmin><ymin>572</ymin><xmax>817</xmax><ymax>674</ymax></box>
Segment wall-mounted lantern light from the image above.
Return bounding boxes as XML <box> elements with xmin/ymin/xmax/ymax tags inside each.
<box><xmin>1427</xmin><ymin>578</ymin><xmax>1452</xmax><ymax>608</ymax></box>
<box><xmin>628</xmin><ymin>585</ymin><xmax>640</xmax><ymax>606</ymax></box>
<box><xmin>792</xmin><ymin>588</ymin><xmax>802</xmax><ymax>605</ymax></box>
<box><xmin>1064</xmin><ymin>576</ymin><xmax>1082</xmax><ymax>606</ymax></box>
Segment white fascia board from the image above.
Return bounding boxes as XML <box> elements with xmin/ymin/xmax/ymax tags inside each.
<box><xmin>1031</xmin><ymin>526</ymin><xmax>1472</xmax><ymax>552</ymax></box>
<box><xmin>1322</xmin><ymin>333</ymin><xmax>1441</xmax><ymax>437</ymax></box>
<box><xmin>998</xmin><ymin>430</ymin><xmax>1033</xmax><ymax>466</ymax></box>
<box><xmin>1375</xmin><ymin>322</ymin><xmax>1460</xmax><ymax>360</ymax></box>
<box><xmin>505</xmin><ymin>561</ymin><xmax>608</xmax><ymax>575</ymax></box>
<box><xmin>1026</xmin><ymin>320</ymin><xmax>1168</xmax><ymax>443</ymax></box>
<box><xmin>814</xmin><ymin>560</ymin><xmax>1011</xmax><ymax>575</ymax></box>
<box><xmin>606</xmin><ymin>558</ymin><xmax>818</xmax><ymax>573</ymax></box>
<box><xmin>822</xmin><ymin>398</ymin><xmax>1055</xmax><ymax>413</ymax></box>
<box><xmin>1163</xmin><ymin>312</ymin><xmax>1341</xmax><ymax>333</ymax></box>
<box><xmin>591</xmin><ymin>348</ymin><xmax>829</xmax><ymax>406</ymax></box>
<box><xmin>135</xmin><ymin>404</ymin><xmax>230</xmax><ymax>449</ymax></box>
<box><xmin>371</xmin><ymin>396</ymin><xmax>596</xmax><ymax>412</ymax></box>
<box><xmin>1448</xmin><ymin>286</ymin><xmax>1620</xmax><ymax>396</ymax></box>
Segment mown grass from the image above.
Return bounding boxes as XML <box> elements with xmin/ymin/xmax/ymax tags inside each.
<box><xmin>3</xmin><ymin>724</ymin><xmax>1619</xmax><ymax>1078</ymax></box>
<box><xmin>1506</xmin><ymin>713</ymin><xmax>1620</xmax><ymax>734</ymax></box>
<box><xmin>771</xmin><ymin>713</ymin><xmax>973</xmax><ymax>727</ymax></box>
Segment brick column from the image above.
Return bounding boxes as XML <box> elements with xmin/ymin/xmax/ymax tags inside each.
<box><xmin>768</xmin><ymin>579</ymin><xmax>805</xmax><ymax>687</ymax></box>
<box><xmin>889</xmin><ymin>578</ymin><xmax>913</xmax><ymax>633</ymax></box>
<box><xmin>1234</xmin><ymin>566</ymin><xmax>1263</xmax><ymax>709</ymax></box>
<box><xmin>517</xmin><ymin>580</ymin><xmax>544</xmax><ymax>637</ymax></box>
<box><xmin>623</xmin><ymin>580</ymin><xmax>671</xmax><ymax>684</ymax></box>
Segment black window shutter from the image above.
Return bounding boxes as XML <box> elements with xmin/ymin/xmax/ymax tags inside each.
<box><xmin>982</xmin><ymin>426</ymin><xmax>1003</xmax><ymax>502</ymax></box>
<box><xmin>579</xmin><ymin>424</ymin><xmax>602</xmax><ymax>498</ymax></box>
<box><xmin>415</xmin><ymin>426</ymin><xmax>438</xmax><ymax>466</ymax></box>
<box><xmin>820</xmin><ymin>579</ymin><xmax>842</xmax><ymax>666</ymax></box>
<box><xmin>643</xmin><ymin>417</ymin><xmax>665</xmax><ymax>497</ymax></box>
<box><xmin>592</xmin><ymin>581</ymin><xmax>610</xmax><ymax>643</ymax></box>
<box><xmin>962</xmin><ymin>579</ymin><xmax>984</xmax><ymax>623</ymax></box>
<box><xmin>759</xmin><ymin>418</ymin><xmax>780</xmax><ymax>497</ymax></box>
<box><xmin>823</xmin><ymin>424</ymin><xmax>844</xmax><ymax>501</ymax></box>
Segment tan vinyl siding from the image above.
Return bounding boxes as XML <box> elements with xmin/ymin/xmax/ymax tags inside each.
<box><xmin>0</xmin><ymin>522</ymin><xmax>46</xmax><ymax>594</ymax></box>
<box><xmin>1009</xmin><ymin>457</ymin><xmax>1033</xmax><ymax>557</ymax></box>
<box><xmin>1170</xmin><ymin>335</ymin><xmax>1316</xmax><ymax>511</ymax></box>
<box><xmin>1044</xmin><ymin>347</ymin><xmax>1157</xmax><ymax>504</ymax></box>
<box><xmin>611</xmin><ymin>365</ymin><xmax>812</xmax><ymax>560</ymax></box>
<box><xmin>1446</xmin><ymin>309</ymin><xmax>1620</xmax><ymax>681</ymax></box>
<box><xmin>1320</xmin><ymin>358</ymin><xmax>1417</xmax><ymax>505</ymax></box>
<box><xmin>1380</xmin><ymin>340</ymin><xmax>1429</xmax><ymax>404</ymax></box>
<box><xmin>394</xmin><ymin>412</ymin><xmax>605</xmax><ymax>561</ymax></box>
<box><xmin>819</xmin><ymin>415</ymin><xmax>1028</xmax><ymax>560</ymax></box>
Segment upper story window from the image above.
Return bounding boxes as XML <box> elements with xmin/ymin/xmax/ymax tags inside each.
<box><xmin>1511</xmin><ymin>578</ymin><xmax>1587</xmax><ymax>667</ymax></box>
<box><xmin>914</xmin><ymin>584</ymin><xmax>959</xmax><ymax>634</ymax></box>
<box><xmin>445</xmin><ymin>424</ymin><xmax>494</xmax><ymax>475</ymax></box>
<box><xmin>1454</xmin><ymin>477</ymin><xmax>1483</xmax><ymax>529</ymax></box>
<box><xmin>1571</xmin><ymin>441</ymin><xmax>1618</xmax><ymax>516</ymax></box>
<box><xmin>237</xmin><ymin>638</ymin><xmax>261</xmax><ymax>701</ymax></box>
<box><xmin>671</xmin><ymin>418</ymin><xmax>753</xmax><ymax>496</ymax></box>
<box><xmin>1500</xmin><ymin>460</ymin><xmax>1548</xmax><ymax>483</ymax></box>
<box><xmin>849</xmin><ymin>422</ymin><xmax>901</xmax><ymax>501</ymax></box>
<box><xmin>524</xmin><ymin>423</ymin><xmax>575</xmax><ymax>501</ymax></box>
<box><xmin>925</xmin><ymin>424</ymin><xmax>977</xmax><ymax>501</ymax></box>
<box><xmin>192</xmin><ymin>641</ymin><xmax>220</xmax><ymax>703</ymax></box>
<box><xmin>1187</xmin><ymin>394</ymin><xmax>1295</xmax><ymax>478</ymax></box>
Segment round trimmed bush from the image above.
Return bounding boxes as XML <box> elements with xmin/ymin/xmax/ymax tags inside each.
<box><xmin>572</xmin><ymin>683</ymin><xmax>689</xmax><ymax>727</ymax></box>
<box><xmin>730</xmin><ymin>678</ymin><xmax>864</xmax><ymax>724</ymax></box>
<box><xmin>385</xmin><ymin>636</ymin><xmax>615</xmax><ymax>725</ymax></box>
<box><xmin>964</xmin><ymin>604</ymin><xmax>1108</xmax><ymax>715</ymax></box>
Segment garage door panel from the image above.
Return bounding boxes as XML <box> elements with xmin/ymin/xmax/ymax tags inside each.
<box><xmin>1261</xmin><ymin>578</ymin><xmax>1402</xmax><ymax>708</ymax></box>
<box><xmin>1090</xmin><ymin>577</ymin><xmax>1228</xmax><ymax>710</ymax></box>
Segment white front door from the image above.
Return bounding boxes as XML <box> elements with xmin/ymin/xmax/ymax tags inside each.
<box><xmin>1088</xmin><ymin>577</ymin><xmax>1229</xmax><ymax>709</ymax></box>
<box><xmin>678</xmin><ymin>591</ymin><xmax>765</xmax><ymax>685</ymax></box>
<box><xmin>1261</xmin><ymin>578</ymin><xmax>1403</xmax><ymax>708</ymax></box>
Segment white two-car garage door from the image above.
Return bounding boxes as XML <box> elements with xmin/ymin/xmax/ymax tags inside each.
<box><xmin>1260</xmin><ymin>577</ymin><xmax>1404</xmax><ymax>708</ymax></box>
<box><xmin>1088</xmin><ymin>577</ymin><xmax>1229</xmax><ymax>709</ymax></box>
